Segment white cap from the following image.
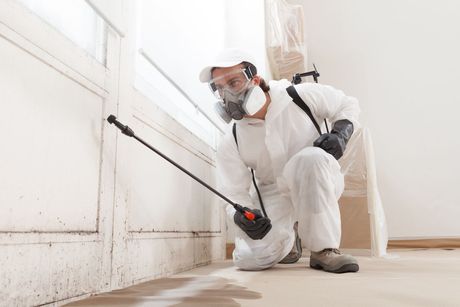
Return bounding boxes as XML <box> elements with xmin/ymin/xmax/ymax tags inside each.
<box><xmin>199</xmin><ymin>48</ymin><xmax>257</xmax><ymax>83</ymax></box>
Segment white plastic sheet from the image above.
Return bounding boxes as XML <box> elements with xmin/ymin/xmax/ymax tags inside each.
<box><xmin>266</xmin><ymin>0</ymin><xmax>306</xmax><ymax>80</ymax></box>
<box><xmin>340</xmin><ymin>128</ymin><xmax>388</xmax><ymax>256</ymax></box>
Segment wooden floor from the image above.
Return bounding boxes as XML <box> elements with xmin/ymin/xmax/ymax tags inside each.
<box><xmin>65</xmin><ymin>249</ymin><xmax>460</xmax><ymax>307</ymax></box>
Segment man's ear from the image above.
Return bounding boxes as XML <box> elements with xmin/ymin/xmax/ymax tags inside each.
<box><xmin>252</xmin><ymin>75</ymin><xmax>261</xmax><ymax>86</ymax></box>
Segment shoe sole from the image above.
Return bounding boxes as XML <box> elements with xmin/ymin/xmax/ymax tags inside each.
<box><xmin>310</xmin><ymin>262</ymin><xmax>359</xmax><ymax>273</ymax></box>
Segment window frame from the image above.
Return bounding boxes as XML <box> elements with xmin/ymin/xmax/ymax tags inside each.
<box><xmin>1</xmin><ymin>0</ymin><xmax>112</xmax><ymax>92</ymax></box>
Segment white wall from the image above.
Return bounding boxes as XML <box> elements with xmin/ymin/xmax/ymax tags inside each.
<box><xmin>0</xmin><ymin>1</ymin><xmax>228</xmax><ymax>306</ymax></box>
<box><xmin>0</xmin><ymin>0</ymin><xmax>120</xmax><ymax>305</ymax></box>
<box><xmin>110</xmin><ymin>0</ymin><xmax>225</xmax><ymax>290</ymax></box>
<box><xmin>296</xmin><ymin>0</ymin><xmax>460</xmax><ymax>239</ymax></box>
<box><xmin>225</xmin><ymin>0</ymin><xmax>268</xmax><ymax>79</ymax></box>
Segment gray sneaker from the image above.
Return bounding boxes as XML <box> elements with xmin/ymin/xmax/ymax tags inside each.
<box><xmin>279</xmin><ymin>222</ymin><xmax>302</xmax><ymax>264</ymax></box>
<box><xmin>309</xmin><ymin>248</ymin><xmax>359</xmax><ymax>273</ymax></box>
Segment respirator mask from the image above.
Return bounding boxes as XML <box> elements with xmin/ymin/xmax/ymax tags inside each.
<box><xmin>208</xmin><ymin>68</ymin><xmax>266</xmax><ymax>123</ymax></box>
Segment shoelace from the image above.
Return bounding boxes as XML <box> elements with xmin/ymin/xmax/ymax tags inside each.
<box><xmin>322</xmin><ymin>248</ymin><xmax>342</xmax><ymax>255</ymax></box>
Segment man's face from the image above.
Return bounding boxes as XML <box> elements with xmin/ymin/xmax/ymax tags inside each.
<box><xmin>210</xmin><ymin>64</ymin><xmax>251</xmax><ymax>99</ymax></box>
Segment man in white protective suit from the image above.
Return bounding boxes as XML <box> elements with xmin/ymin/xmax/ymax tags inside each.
<box><xmin>199</xmin><ymin>48</ymin><xmax>360</xmax><ymax>273</ymax></box>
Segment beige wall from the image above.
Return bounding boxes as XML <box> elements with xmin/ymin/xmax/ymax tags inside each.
<box><xmin>292</xmin><ymin>0</ymin><xmax>460</xmax><ymax>239</ymax></box>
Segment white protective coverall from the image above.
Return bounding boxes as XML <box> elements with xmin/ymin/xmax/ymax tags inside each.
<box><xmin>216</xmin><ymin>79</ymin><xmax>360</xmax><ymax>270</ymax></box>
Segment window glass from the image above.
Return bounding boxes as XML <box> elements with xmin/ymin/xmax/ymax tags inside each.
<box><xmin>135</xmin><ymin>0</ymin><xmax>226</xmax><ymax>148</ymax></box>
<box><xmin>18</xmin><ymin>0</ymin><xmax>107</xmax><ymax>64</ymax></box>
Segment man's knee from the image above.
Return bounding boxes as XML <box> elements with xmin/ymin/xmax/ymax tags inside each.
<box><xmin>233</xmin><ymin>240</ymin><xmax>290</xmax><ymax>271</ymax></box>
<box><xmin>284</xmin><ymin>147</ymin><xmax>335</xmax><ymax>179</ymax></box>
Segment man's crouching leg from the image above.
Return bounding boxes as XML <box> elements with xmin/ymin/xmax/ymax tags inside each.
<box><xmin>232</xmin><ymin>227</ymin><xmax>295</xmax><ymax>271</ymax></box>
<box><xmin>282</xmin><ymin>147</ymin><xmax>359</xmax><ymax>273</ymax></box>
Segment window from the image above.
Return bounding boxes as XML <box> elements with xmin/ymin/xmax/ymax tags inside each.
<box><xmin>134</xmin><ymin>0</ymin><xmax>226</xmax><ymax>148</ymax></box>
<box><xmin>18</xmin><ymin>0</ymin><xmax>107</xmax><ymax>64</ymax></box>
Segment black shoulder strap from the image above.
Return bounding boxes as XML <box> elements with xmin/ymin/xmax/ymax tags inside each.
<box><xmin>286</xmin><ymin>85</ymin><xmax>322</xmax><ymax>135</ymax></box>
<box><xmin>232</xmin><ymin>122</ymin><xmax>238</xmax><ymax>147</ymax></box>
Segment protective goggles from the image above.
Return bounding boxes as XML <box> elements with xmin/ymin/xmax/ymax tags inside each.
<box><xmin>208</xmin><ymin>67</ymin><xmax>254</xmax><ymax>100</ymax></box>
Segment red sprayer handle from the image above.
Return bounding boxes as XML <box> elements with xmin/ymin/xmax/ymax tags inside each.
<box><xmin>244</xmin><ymin>210</ymin><xmax>255</xmax><ymax>221</ymax></box>
<box><xmin>234</xmin><ymin>204</ymin><xmax>256</xmax><ymax>221</ymax></box>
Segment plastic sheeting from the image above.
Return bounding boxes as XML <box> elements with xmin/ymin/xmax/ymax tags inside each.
<box><xmin>266</xmin><ymin>0</ymin><xmax>306</xmax><ymax>80</ymax></box>
<box><xmin>340</xmin><ymin>128</ymin><xmax>388</xmax><ymax>256</ymax></box>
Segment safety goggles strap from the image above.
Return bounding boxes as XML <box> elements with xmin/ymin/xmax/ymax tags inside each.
<box><xmin>243</xmin><ymin>65</ymin><xmax>255</xmax><ymax>79</ymax></box>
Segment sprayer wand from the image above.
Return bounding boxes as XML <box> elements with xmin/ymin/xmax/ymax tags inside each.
<box><xmin>107</xmin><ymin>115</ymin><xmax>255</xmax><ymax>221</ymax></box>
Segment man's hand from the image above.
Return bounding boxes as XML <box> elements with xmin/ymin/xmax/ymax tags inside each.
<box><xmin>313</xmin><ymin>133</ymin><xmax>346</xmax><ymax>160</ymax></box>
<box><xmin>313</xmin><ymin>119</ymin><xmax>354</xmax><ymax>160</ymax></box>
<box><xmin>234</xmin><ymin>207</ymin><xmax>272</xmax><ymax>240</ymax></box>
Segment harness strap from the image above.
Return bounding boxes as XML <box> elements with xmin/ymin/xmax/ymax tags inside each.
<box><xmin>286</xmin><ymin>85</ymin><xmax>322</xmax><ymax>135</ymax></box>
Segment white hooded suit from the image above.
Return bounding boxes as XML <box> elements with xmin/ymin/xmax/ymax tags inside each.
<box><xmin>217</xmin><ymin>79</ymin><xmax>360</xmax><ymax>270</ymax></box>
